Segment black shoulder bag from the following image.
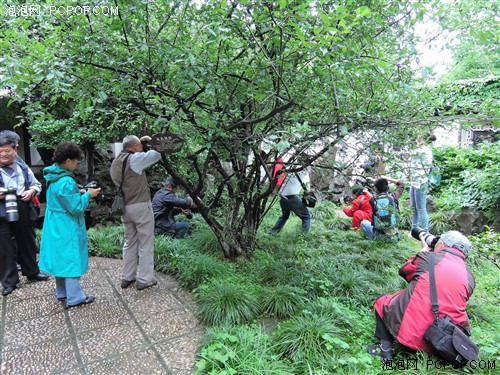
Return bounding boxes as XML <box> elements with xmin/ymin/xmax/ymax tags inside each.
<box><xmin>423</xmin><ymin>251</ymin><xmax>479</xmax><ymax>368</ymax></box>
<box><xmin>296</xmin><ymin>173</ymin><xmax>317</xmax><ymax>208</ymax></box>
<box><xmin>109</xmin><ymin>154</ymin><xmax>130</xmax><ymax>216</ymax></box>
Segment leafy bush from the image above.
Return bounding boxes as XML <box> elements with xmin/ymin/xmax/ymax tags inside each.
<box><xmin>434</xmin><ymin>143</ymin><xmax>500</xmax><ymax>220</ymax></box>
<box><xmin>195</xmin><ymin>325</ymin><xmax>294</xmax><ymax>375</ymax></box>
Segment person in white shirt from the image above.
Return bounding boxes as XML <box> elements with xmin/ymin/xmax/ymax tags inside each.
<box><xmin>269</xmin><ymin>168</ymin><xmax>311</xmax><ymax>234</ymax></box>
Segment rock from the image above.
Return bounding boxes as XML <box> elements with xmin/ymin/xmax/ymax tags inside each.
<box><xmin>455</xmin><ymin>205</ymin><xmax>489</xmax><ymax>234</ymax></box>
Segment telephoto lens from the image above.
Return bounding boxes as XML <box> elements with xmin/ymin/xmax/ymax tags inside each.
<box><xmin>5</xmin><ymin>189</ymin><xmax>19</xmax><ymax>222</ymax></box>
<box><xmin>411</xmin><ymin>227</ymin><xmax>439</xmax><ymax>249</ymax></box>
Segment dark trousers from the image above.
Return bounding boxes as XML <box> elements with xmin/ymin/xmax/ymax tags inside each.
<box><xmin>270</xmin><ymin>195</ymin><xmax>311</xmax><ymax>234</ymax></box>
<box><xmin>0</xmin><ymin>200</ymin><xmax>39</xmax><ymax>288</ymax></box>
<box><xmin>375</xmin><ymin>310</ymin><xmax>394</xmax><ymax>342</ymax></box>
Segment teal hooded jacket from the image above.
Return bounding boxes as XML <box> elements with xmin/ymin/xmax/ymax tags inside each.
<box><xmin>39</xmin><ymin>163</ymin><xmax>91</xmax><ymax>277</ymax></box>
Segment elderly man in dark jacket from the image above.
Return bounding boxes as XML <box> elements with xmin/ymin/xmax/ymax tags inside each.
<box><xmin>152</xmin><ymin>176</ymin><xmax>193</xmax><ymax>238</ymax></box>
<box><xmin>366</xmin><ymin>230</ymin><xmax>475</xmax><ymax>360</ymax></box>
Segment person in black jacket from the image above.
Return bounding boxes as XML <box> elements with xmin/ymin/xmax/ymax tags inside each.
<box><xmin>152</xmin><ymin>176</ymin><xmax>193</xmax><ymax>238</ymax></box>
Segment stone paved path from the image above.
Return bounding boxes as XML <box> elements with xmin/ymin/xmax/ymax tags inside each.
<box><xmin>0</xmin><ymin>257</ymin><xmax>204</xmax><ymax>375</ymax></box>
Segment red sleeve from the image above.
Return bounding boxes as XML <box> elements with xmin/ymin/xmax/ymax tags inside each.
<box><xmin>399</xmin><ymin>255</ymin><xmax>419</xmax><ymax>282</ymax></box>
<box><xmin>343</xmin><ymin>196</ymin><xmax>361</xmax><ymax>217</ymax></box>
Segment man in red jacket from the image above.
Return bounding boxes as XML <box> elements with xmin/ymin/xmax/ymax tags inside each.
<box><xmin>366</xmin><ymin>231</ymin><xmax>475</xmax><ymax>360</ymax></box>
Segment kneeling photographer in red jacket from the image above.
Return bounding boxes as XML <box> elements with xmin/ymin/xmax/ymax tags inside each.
<box><xmin>366</xmin><ymin>229</ymin><xmax>475</xmax><ymax>360</ymax></box>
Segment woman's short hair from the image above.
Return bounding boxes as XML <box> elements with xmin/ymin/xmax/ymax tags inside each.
<box><xmin>52</xmin><ymin>142</ymin><xmax>83</xmax><ymax>164</ymax></box>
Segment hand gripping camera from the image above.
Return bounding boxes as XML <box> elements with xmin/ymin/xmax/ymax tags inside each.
<box><xmin>84</xmin><ymin>181</ymin><xmax>104</xmax><ymax>203</ymax></box>
<box><xmin>411</xmin><ymin>227</ymin><xmax>440</xmax><ymax>249</ymax></box>
<box><xmin>0</xmin><ymin>187</ymin><xmax>19</xmax><ymax>222</ymax></box>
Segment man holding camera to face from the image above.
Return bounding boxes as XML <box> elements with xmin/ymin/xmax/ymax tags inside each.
<box><xmin>366</xmin><ymin>229</ymin><xmax>475</xmax><ymax>360</ymax></box>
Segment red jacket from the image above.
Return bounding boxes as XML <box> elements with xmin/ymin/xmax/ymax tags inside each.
<box><xmin>343</xmin><ymin>191</ymin><xmax>373</xmax><ymax>228</ymax></box>
<box><xmin>374</xmin><ymin>248</ymin><xmax>475</xmax><ymax>352</ymax></box>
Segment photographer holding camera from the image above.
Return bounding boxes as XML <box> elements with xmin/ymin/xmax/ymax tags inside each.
<box><xmin>366</xmin><ymin>229</ymin><xmax>475</xmax><ymax>360</ymax></box>
<box><xmin>152</xmin><ymin>176</ymin><xmax>195</xmax><ymax>238</ymax></box>
<box><xmin>0</xmin><ymin>136</ymin><xmax>48</xmax><ymax>296</ymax></box>
<box><xmin>39</xmin><ymin>142</ymin><xmax>101</xmax><ymax>308</ymax></box>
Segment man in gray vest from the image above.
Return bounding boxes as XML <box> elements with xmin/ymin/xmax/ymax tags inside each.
<box><xmin>110</xmin><ymin>135</ymin><xmax>161</xmax><ymax>290</ymax></box>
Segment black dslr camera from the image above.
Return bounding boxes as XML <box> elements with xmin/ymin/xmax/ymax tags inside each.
<box><xmin>84</xmin><ymin>181</ymin><xmax>104</xmax><ymax>203</ymax></box>
<box><xmin>411</xmin><ymin>227</ymin><xmax>440</xmax><ymax>249</ymax></box>
<box><xmin>0</xmin><ymin>187</ymin><xmax>19</xmax><ymax>222</ymax></box>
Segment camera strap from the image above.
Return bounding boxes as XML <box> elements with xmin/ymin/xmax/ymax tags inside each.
<box><xmin>118</xmin><ymin>154</ymin><xmax>131</xmax><ymax>188</ymax></box>
<box><xmin>428</xmin><ymin>251</ymin><xmax>439</xmax><ymax>315</ymax></box>
<box><xmin>295</xmin><ymin>173</ymin><xmax>309</xmax><ymax>192</ymax></box>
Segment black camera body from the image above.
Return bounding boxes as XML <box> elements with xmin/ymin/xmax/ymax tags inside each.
<box><xmin>411</xmin><ymin>227</ymin><xmax>440</xmax><ymax>249</ymax></box>
<box><xmin>84</xmin><ymin>181</ymin><xmax>104</xmax><ymax>203</ymax></box>
<box><xmin>0</xmin><ymin>187</ymin><xmax>19</xmax><ymax>222</ymax></box>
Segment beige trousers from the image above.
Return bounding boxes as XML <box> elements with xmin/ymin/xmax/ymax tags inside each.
<box><xmin>121</xmin><ymin>201</ymin><xmax>155</xmax><ymax>284</ymax></box>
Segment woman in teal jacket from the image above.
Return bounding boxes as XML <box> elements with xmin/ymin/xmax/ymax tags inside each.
<box><xmin>39</xmin><ymin>142</ymin><xmax>101</xmax><ymax>308</ymax></box>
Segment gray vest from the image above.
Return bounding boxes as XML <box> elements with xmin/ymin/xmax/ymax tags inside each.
<box><xmin>110</xmin><ymin>152</ymin><xmax>151</xmax><ymax>205</ymax></box>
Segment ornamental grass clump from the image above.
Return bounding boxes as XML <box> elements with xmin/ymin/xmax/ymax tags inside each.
<box><xmin>260</xmin><ymin>285</ymin><xmax>306</xmax><ymax>319</ymax></box>
<box><xmin>195</xmin><ymin>279</ymin><xmax>261</xmax><ymax>326</ymax></box>
<box><xmin>176</xmin><ymin>252</ymin><xmax>235</xmax><ymax>290</ymax></box>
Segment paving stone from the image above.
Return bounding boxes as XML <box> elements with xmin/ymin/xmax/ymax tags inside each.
<box><xmin>0</xmin><ymin>257</ymin><xmax>204</xmax><ymax>375</ymax></box>
<box><xmin>139</xmin><ymin>308</ymin><xmax>202</xmax><ymax>343</ymax></box>
<box><xmin>76</xmin><ymin>320</ymin><xmax>147</xmax><ymax>364</ymax></box>
<box><xmin>84</xmin><ymin>346</ymin><xmax>167</xmax><ymax>375</ymax></box>
<box><xmin>1</xmin><ymin>337</ymin><xmax>79</xmax><ymax>374</ymax></box>
<box><xmin>2</xmin><ymin>312</ymin><xmax>69</xmax><ymax>351</ymax></box>
<box><xmin>156</xmin><ymin>331</ymin><xmax>204</xmax><ymax>373</ymax></box>
<box><xmin>5</xmin><ymin>295</ymin><xmax>64</xmax><ymax>323</ymax></box>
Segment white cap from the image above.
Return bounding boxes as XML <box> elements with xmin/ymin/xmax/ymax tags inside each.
<box><xmin>440</xmin><ymin>231</ymin><xmax>472</xmax><ymax>255</ymax></box>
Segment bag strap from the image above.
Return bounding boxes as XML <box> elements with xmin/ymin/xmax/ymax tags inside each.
<box><xmin>358</xmin><ymin>196</ymin><xmax>364</xmax><ymax>210</ymax></box>
<box><xmin>118</xmin><ymin>154</ymin><xmax>131</xmax><ymax>189</ymax></box>
<box><xmin>428</xmin><ymin>251</ymin><xmax>439</xmax><ymax>315</ymax></box>
<box><xmin>295</xmin><ymin>172</ymin><xmax>308</xmax><ymax>191</ymax></box>
<box><xmin>0</xmin><ymin>162</ymin><xmax>31</xmax><ymax>190</ymax></box>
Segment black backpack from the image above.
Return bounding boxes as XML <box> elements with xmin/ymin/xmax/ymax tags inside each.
<box><xmin>372</xmin><ymin>193</ymin><xmax>398</xmax><ymax>230</ymax></box>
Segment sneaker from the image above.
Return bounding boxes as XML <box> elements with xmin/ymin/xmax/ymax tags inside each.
<box><xmin>136</xmin><ymin>280</ymin><xmax>158</xmax><ymax>291</ymax></box>
<box><xmin>366</xmin><ymin>343</ymin><xmax>394</xmax><ymax>360</ymax></box>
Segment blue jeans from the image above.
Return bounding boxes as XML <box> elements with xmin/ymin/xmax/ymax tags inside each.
<box><xmin>55</xmin><ymin>277</ymin><xmax>86</xmax><ymax>306</ymax></box>
<box><xmin>155</xmin><ymin>222</ymin><xmax>190</xmax><ymax>238</ymax></box>
<box><xmin>270</xmin><ymin>195</ymin><xmax>311</xmax><ymax>234</ymax></box>
<box><xmin>175</xmin><ymin>222</ymin><xmax>190</xmax><ymax>238</ymax></box>
<box><xmin>410</xmin><ymin>183</ymin><xmax>429</xmax><ymax>231</ymax></box>
<box><xmin>361</xmin><ymin>219</ymin><xmax>376</xmax><ymax>239</ymax></box>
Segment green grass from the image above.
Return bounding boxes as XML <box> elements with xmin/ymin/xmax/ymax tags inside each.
<box><xmin>82</xmin><ymin>202</ymin><xmax>499</xmax><ymax>374</ymax></box>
